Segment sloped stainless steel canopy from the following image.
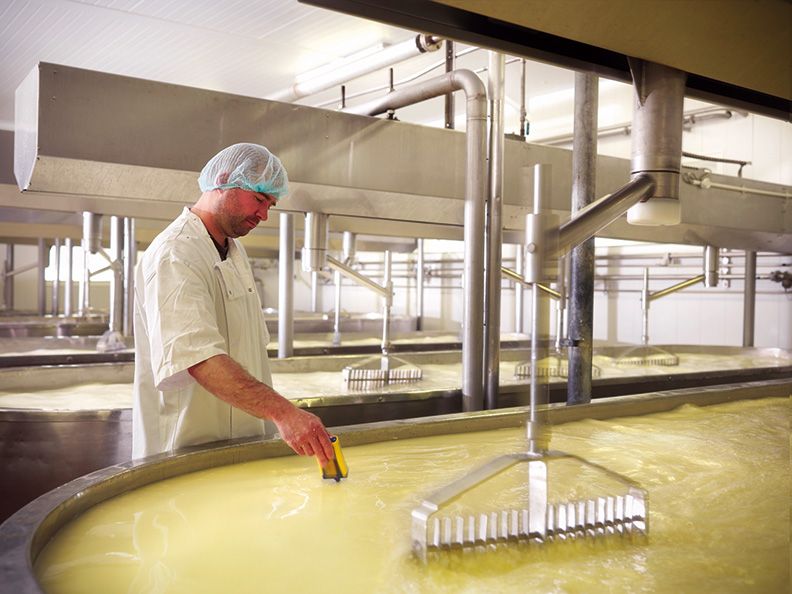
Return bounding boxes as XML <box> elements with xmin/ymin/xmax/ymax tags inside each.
<box><xmin>11</xmin><ymin>62</ymin><xmax>792</xmax><ymax>251</ymax></box>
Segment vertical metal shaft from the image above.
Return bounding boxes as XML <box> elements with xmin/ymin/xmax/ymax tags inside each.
<box><xmin>278</xmin><ymin>212</ymin><xmax>295</xmax><ymax>358</ymax></box>
<box><xmin>416</xmin><ymin>238</ymin><xmax>425</xmax><ymax>331</ymax></box>
<box><xmin>484</xmin><ymin>51</ymin><xmax>505</xmax><ymax>410</ymax></box>
<box><xmin>641</xmin><ymin>268</ymin><xmax>650</xmax><ymax>345</ymax></box>
<box><xmin>37</xmin><ymin>238</ymin><xmax>47</xmax><ymax>316</ymax></box>
<box><xmin>742</xmin><ymin>250</ymin><xmax>756</xmax><ymax>347</ymax></box>
<box><xmin>566</xmin><ymin>72</ymin><xmax>598</xmax><ymax>406</ymax></box>
<box><xmin>109</xmin><ymin>216</ymin><xmax>124</xmax><ymax>333</ymax></box>
<box><xmin>519</xmin><ymin>59</ymin><xmax>527</xmax><ymax>138</ymax></box>
<box><xmin>78</xmin><ymin>242</ymin><xmax>88</xmax><ymax>316</ymax></box>
<box><xmin>381</xmin><ymin>250</ymin><xmax>392</xmax><ymax>355</ymax></box>
<box><xmin>704</xmin><ymin>245</ymin><xmax>720</xmax><ymax>287</ymax></box>
<box><xmin>515</xmin><ymin>246</ymin><xmax>524</xmax><ymax>333</ymax></box>
<box><xmin>63</xmin><ymin>238</ymin><xmax>73</xmax><ymax>317</ymax></box>
<box><xmin>526</xmin><ymin>164</ymin><xmax>551</xmax><ymax>455</ymax></box>
<box><xmin>311</xmin><ymin>271</ymin><xmax>320</xmax><ymax>313</ymax></box>
<box><xmin>123</xmin><ymin>218</ymin><xmax>136</xmax><ymax>336</ymax></box>
<box><xmin>80</xmin><ymin>212</ymin><xmax>102</xmax><ymax>315</ymax></box>
<box><xmin>51</xmin><ymin>238</ymin><xmax>61</xmax><ymax>316</ymax></box>
<box><xmin>444</xmin><ymin>40</ymin><xmax>455</xmax><ymax>129</ymax></box>
<box><xmin>3</xmin><ymin>244</ymin><xmax>13</xmax><ymax>310</ymax></box>
<box><xmin>461</xmin><ymin>77</ymin><xmax>488</xmax><ymax>413</ymax></box>
<box><xmin>554</xmin><ymin>255</ymin><xmax>566</xmax><ymax>351</ymax></box>
<box><xmin>332</xmin><ymin>268</ymin><xmax>342</xmax><ymax>346</ymax></box>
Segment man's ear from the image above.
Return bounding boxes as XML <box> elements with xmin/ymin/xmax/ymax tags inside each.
<box><xmin>216</xmin><ymin>172</ymin><xmax>230</xmax><ymax>185</ymax></box>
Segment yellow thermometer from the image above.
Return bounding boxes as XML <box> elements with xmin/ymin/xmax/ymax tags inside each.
<box><xmin>320</xmin><ymin>435</ymin><xmax>349</xmax><ymax>482</ymax></box>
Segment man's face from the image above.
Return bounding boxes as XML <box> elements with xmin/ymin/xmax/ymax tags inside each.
<box><xmin>217</xmin><ymin>188</ymin><xmax>277</xmax><ymax>238</ymax></box>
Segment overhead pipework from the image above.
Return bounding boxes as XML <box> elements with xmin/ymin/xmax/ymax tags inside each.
<box><xmin>301</xmin><ymin>212</ymin><xmax>422</xmax><ymax>386</ymax></box>
<box><xmin>626</xmin><ymin>60</ymin><xmax>687</xmax><ymax>226</ymax></box>
<box><xmin>342</xmin><ymin>68</ymin><xmax>487</xmax><ymax>411</ymax></box>
<box><xmin>267</xmin><ymin>34</ymin><xmax>443</xmax><ymax>103</ymax></box>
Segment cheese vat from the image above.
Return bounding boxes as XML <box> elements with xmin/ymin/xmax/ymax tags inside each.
<box><xmin>1</xmin><ymin>379</ymin><xmax>789</xmax><ymax>594</ymax></box>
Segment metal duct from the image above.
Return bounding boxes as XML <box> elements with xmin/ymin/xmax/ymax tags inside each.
<box><xmin>82</xmin><ymin>212</ymin><xmax>102</xmax><ymax>255</ymax></box>
<box><xmin>11</xmin><ymin>63</ymin><xmax>792</xmax><ymax>252</ymax></box>
<box><xmin>301</xmin><ymin>212</ymin><xmax>328</xmax><ymax>272</ymax></box>
<box><xmin>627</xmin><ymin>60</ymin><xmax>687</xmax><ymax>226</ymax></box>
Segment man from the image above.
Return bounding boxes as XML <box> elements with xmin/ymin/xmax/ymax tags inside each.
<box><xmin>132</xmin><ymin>142</ymin><xmax>334</xmax><ymax>467</ymax></box>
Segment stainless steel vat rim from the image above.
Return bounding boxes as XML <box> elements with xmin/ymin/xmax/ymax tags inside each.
<box><xmin>1</xmin><ymin>345</ymin><xmax>791</xmax><ymax>413</ymax></box>
<box><xmin>1</xmin><ymin>378</ymin><xmax>790</xmax><ymax>594</ymax></box>
<box><xmin>0</xmin><ymin>409</ymin><xmax>130</xmax><ymax>421</ymax></box>
<box><xmin>0</xmin><ymin>343</ymin><xmax>787</xmax><ymax>369</ymax></box>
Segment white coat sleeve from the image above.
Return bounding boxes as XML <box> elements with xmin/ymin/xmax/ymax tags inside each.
<box><xmin>141</xmin><ymin>248</ymin><xmax>227</xmax><ymax>392</ymax></box>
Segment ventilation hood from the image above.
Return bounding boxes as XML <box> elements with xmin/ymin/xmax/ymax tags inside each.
<box><xmin>11</xmin><ymin>62</ymin><xmax>792</xmax><ymax>251</ymax></box>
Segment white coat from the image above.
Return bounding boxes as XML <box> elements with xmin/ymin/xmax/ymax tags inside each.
<box><xmin>132</xmin><ymin>207</ymin><xmax>274</xmax><ymax>458</ymax></box>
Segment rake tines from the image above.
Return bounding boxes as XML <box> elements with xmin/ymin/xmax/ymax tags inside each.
<box><xmin>615</xmin><ymin>345</ymin><xmax>679</xmax><ymax>367</ymax></box>
<box><xmin>411</xmin><ymin>452</ymin><xmax>648</xmax><ymax>562</ymax></box>
<box><xmin>342</xmin><ymin>354</ymin><xmax>422</xmax><ymax>388</ymax></box>
<box><xmin>514</xmin><ymin>355</ymin><xmax>602</xmax><ymax>379</ymax></box>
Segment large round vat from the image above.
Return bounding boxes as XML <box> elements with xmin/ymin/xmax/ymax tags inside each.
<box><xmin>0</xmin><ymin>364</ymin><xmax>133</xmax><ymax>523</ymax></box>
<box><xmin>1</xmin><ymin>379</ymin><xmax>789</xmax><ymax>593</ymax></box>
<box><xmin>2</xmin><ymin>345</ymin><xmax>791</xmax><ymax>524</ymax></box>
<box><xmin>0</xmin><ymin>315</ymin><xmax>109</xmax><ymax>339</ymax></box>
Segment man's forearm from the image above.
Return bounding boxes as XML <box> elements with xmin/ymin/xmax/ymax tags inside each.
<box><xmin>188</xmin><ymin>354</ymin><xmax>293</xmax><ymax>422</ymax></box>
<box><xmin>187</xmin><ymin>354</ymin><xmax>335</xmax><ymax>465</ymax></box>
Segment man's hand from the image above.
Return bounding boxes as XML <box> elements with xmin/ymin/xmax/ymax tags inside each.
<box><xmin>188</xmin><ymin>354</ymin><xmax>335</xmax><ymax>467</ymax></box>
<box><xmin>271</xmin><ymin>405</ymin><xmax>335</xmax><ymax>467</ymax></box>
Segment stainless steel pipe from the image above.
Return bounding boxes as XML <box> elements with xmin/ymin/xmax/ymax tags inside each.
<box><xmin>301</xmin><ymin>212</ymin><xmax>328</xmax><ymax>273</ymax></box>
<box><xmin>704</xmin><ymin>245</ymin><xmax>720</xmax><ymax>287</ymax></box>
<box><xmin>37</xmin><ymin>238</ymin><xmax>46</xmax><ymax>316</ymax></box>
<box><xmin>326</xmin><ymin>255</ymin><xmax>389</xmax><ymax>298</ymax></box>
<box><xmin>343</xmin><ymin>69</ymin><xmax>488</xmax><ymax>412</ymax></box>
<box><xmin>332</xmin><ymin>231</ymin><xmax>356</xmax><ymax>346</ymax></box>
<box><xmin>567</xmin><ymin>72</ymin><xmax>598</xmax><ymax>406</ymax></box>
<box><xmin>514</xmin><ymin>246</ymin><xmax>524</xmax><ymax>333</ymax></box>
<box><xmin>3</xmin><ymin>244</ymin><xmax>13</xmax><ymax>311</ymax></box>
<box><xmin>109</xmin><ymin>216</ymin><xmax>124</xmax><ymax>334</ymax></box>
<box><xmin>444</xmin><ymin>40</ymin><xmax>455</xmax><ymax>130</ymax></box>
<box><xmin>51</xmin><ymin>238</ymin><xmax>61</xmax><ymax>316</ymax></box>
<box><xmin>63</xmin><ymin>238</ymin><xmax>73</xmax><ymax>317</ymax></box>
<box><xmin>416</xmin><ymin>238</ymin><xmax>425</xmax><ymax>332</ymax></box>
<box><xmin>556</xmin><ymin>175</ymin><xmax>655</xmax><ymax>255</ymax></box>
<box><xmin>627</xmin><ymin>60</ymin><xmax>687</xmax><ymax>225</ymax></box>
<box><xmin>743</xmin><ymin>251</ymin><xmax>757</xmax><ymax>347</ymax></box>
<box><xmin>641</xmin><ymin>268</ymin><xmax>651</xmax><ymax>344</ymax></box>
<box><xmin>484</xmin><ymin>52</ymin><xmax>505</xmax><ymax>410</ymax></box>
<box><xmin>82</xmin><ymin>212</ymin><xmax>102</xmax><ymax>255</ymax></box>
<box><xmin>381</xmin><ymin>250</ymin><xmax>393</xmax><ymax>353</ymax></box>
<box><xmin>123</xmin><ymin>218</ymin><xmax>136</xmax><ymax>336</ymax></box>
<box><xmin>278</xmin><ymin>212</ymin><xmax>295</xmax><ymax>358</ymax></box>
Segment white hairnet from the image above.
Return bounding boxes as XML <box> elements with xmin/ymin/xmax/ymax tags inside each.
<box><xmin>198</xmin><ymin>142</ymin><xmax>289</xmax><ymax>200</ymax></box>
